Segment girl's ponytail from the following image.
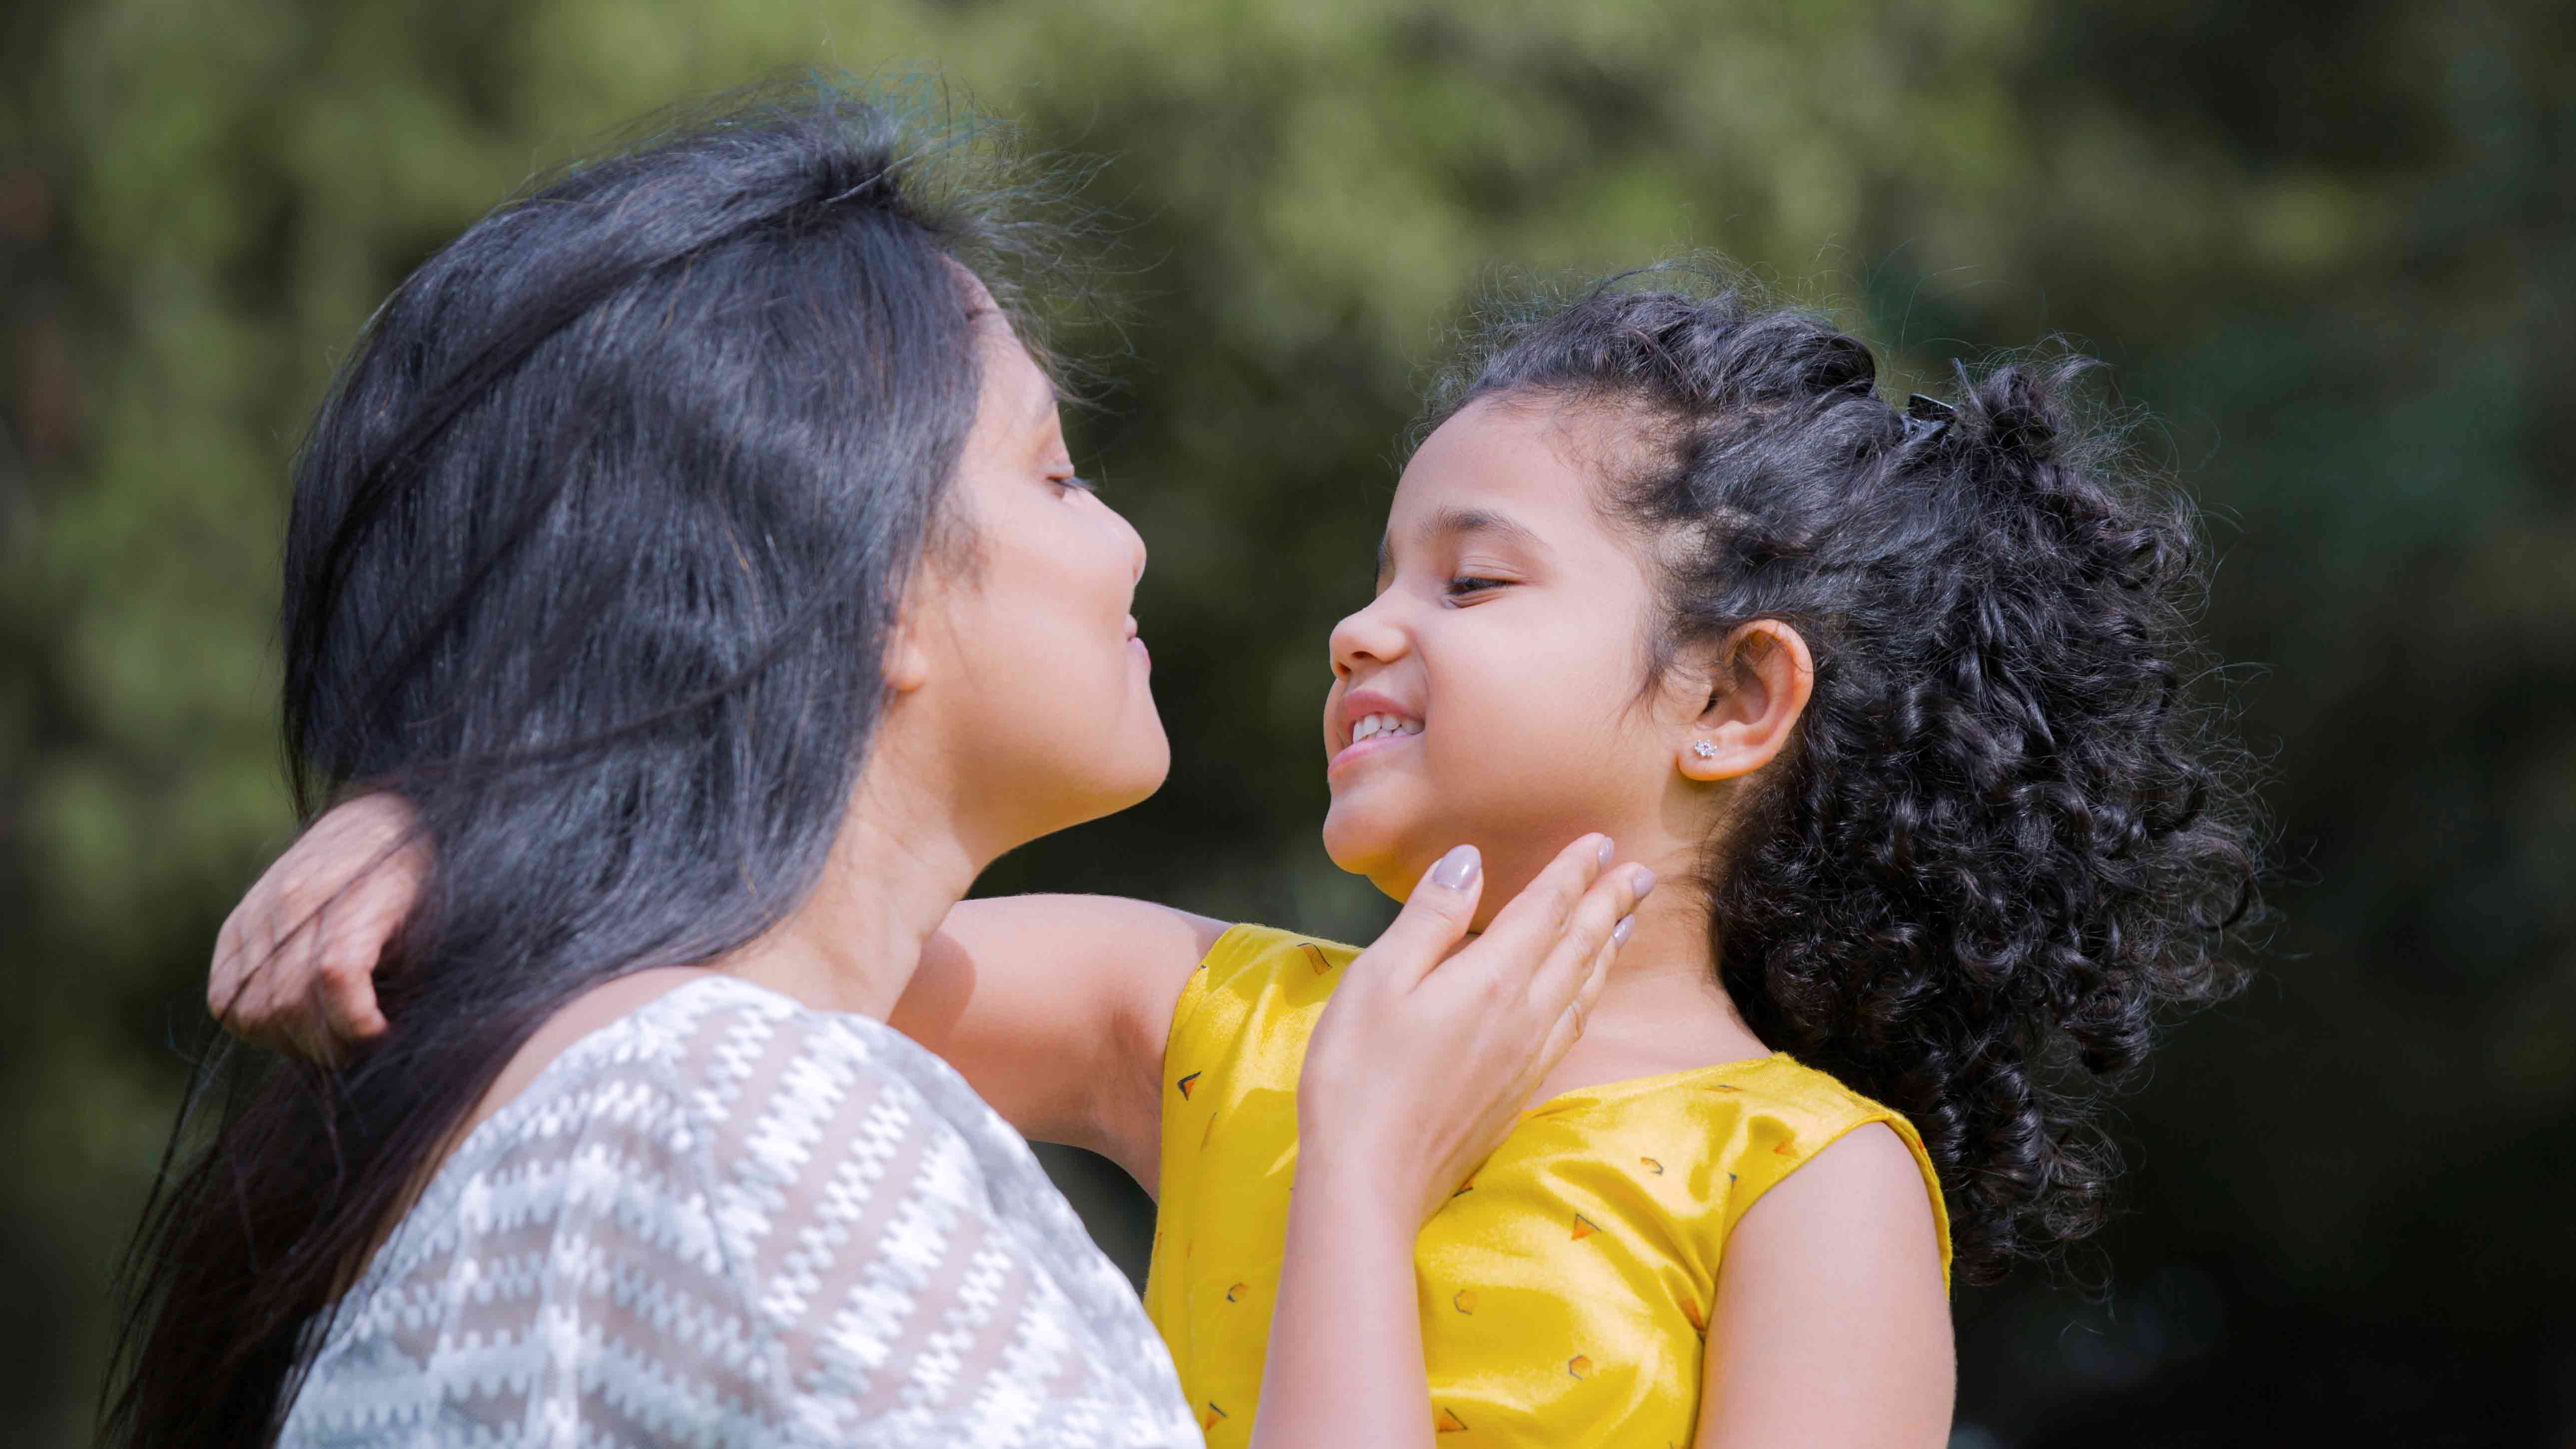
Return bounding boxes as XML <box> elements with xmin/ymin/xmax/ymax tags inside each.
<box><xmin>1436</xmin><ymin>273</ymin><xmax>2263</xmax><ymax>1283</ymax></box>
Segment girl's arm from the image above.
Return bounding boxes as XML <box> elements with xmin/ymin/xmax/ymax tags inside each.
<box><xmin>208</xmin><ymin>800</ymin><xmax>1661</xmax><ymax>1449</ymax></box>
<box><xmin>889</xmin><ymin>893</ymin><xmax>1224</xmax><ymax>1188</ymax></box>
<box><xmin>1694</xmin><ymin>1123</ymin><xmax>1956</xmax><ymax>1448</ymax></box>
<box><xmin>206</xmin><ymin>796</ymin><xmax>1219</xmax><ymax>1186</ymax></box>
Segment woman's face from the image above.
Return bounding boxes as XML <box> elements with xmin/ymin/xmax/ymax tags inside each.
<box><xmin>1319</xmin><ymin>396</ymin><xmax>1702</xmax><ymax>920</ymax></box>
<box><xmin>909</xmin><ymin>306</ymin><xmax>1168</xmax><ymax>847</ymax></box>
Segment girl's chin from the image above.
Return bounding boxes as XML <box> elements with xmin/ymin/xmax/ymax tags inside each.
<box><xmin>1320</xmin><ymin>821</ymin><xmax>1438</xmax><ymax>898</ymax></box>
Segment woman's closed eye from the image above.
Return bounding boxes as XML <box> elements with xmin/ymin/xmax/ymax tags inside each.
<box><xmin>1052</xmin><ymin>472</ymin><xmax>1100</xmax><ymax>497</ymax></box>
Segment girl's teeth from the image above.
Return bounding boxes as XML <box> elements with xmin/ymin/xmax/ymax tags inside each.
<box><xmin>1351</xmin><ymin>713</ymin><xmax>1421</xmax><ymax>744</ymax></box>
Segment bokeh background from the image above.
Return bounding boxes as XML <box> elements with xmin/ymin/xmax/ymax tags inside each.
<box><xmin>4</xmin><ymin>1</ymin><xmax>2572</xmax><ymax>1445</ymax></box>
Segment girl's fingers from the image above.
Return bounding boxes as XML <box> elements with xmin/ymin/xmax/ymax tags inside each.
<box><xmin>1534</xmin><ymin>925</ymin><xmax>1626</xmax><ymax>1079</ymax></box>
<box><xmin>318</xmin><ymin>951</ymin><xmax>390</xmax><ymax>1043</ymax></box>
<box><xmin>207</xmin><ymin>909</ymin><xmax>252</xmax><ymax>1027</ymax></box>
<box><xmin>1527</xmin><ymin>864</ymin><xmax>1654</xmax><ymax>1017</ymax></box>
<box><xmin>1361</xmin><ymin>843</ymin><xmax>1488</xmax><ymax>991</ymax></box>
<box><xmin>1464</xmin><ymin>833</ymin><xmax>1610</xmax><ymax>974</ymax></box>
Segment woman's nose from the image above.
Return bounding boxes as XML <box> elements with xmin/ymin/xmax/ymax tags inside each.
<box><xmin>1100</xmin><ymin>496</ymin><xmax>1148</xmax><ymax>584</ymax></box>
<box><xmin>1328</xmin><ymin>595</ymin><xmax>1405</xmax><ymax>680</ymax></box>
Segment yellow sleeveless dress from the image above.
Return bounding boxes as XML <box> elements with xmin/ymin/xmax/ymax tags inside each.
<box><xmin>1143</xmin><ymin>924</ymin><xmax>1951</xmax><ymax>1447</ymax></box>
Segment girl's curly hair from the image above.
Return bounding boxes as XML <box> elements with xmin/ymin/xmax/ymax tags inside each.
<box><xmin>1428</xmin><ymin>273</ymin><xmax>2264</xmax><ymax>1285</ymax></box>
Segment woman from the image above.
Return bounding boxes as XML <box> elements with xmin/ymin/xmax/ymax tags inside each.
<box><xmin>108</xmin><ymin>86</ymin><xmax>1650</xmax><ymax>1448</ymax></box>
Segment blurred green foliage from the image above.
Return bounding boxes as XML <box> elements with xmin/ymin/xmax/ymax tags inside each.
<box><xmin>3</xmin><ymin>1</ymin><xmax>2571</xmax><ymax>1445</ymax></box>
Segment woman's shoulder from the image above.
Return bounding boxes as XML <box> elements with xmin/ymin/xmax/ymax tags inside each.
<box><xmin>621</xmin><ymin>974</ymin><xmax>1032</xmax><ymax>1171</ymax></box>
<box><xmin>431</xmin><ymin>973</ymin><xmax>1024</xmax><ymax>1221</ymax></box>
<box><xmin>297</xmin><ymin>974</ymin><xmax>1195</xmax><ymax>1447</ymax></box>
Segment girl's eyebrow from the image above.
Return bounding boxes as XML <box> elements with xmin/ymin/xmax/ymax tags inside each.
<box><xmin>1376</xmin><ymin>505</ymin><xmax>1549</xmax><ymax>580</ymax></box>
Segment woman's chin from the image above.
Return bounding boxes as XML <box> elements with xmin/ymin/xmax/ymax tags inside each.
<box><xmin>1104</xmin><ymin>740</ymin><xmax>1172</xmax><ymax>815</ymax></box>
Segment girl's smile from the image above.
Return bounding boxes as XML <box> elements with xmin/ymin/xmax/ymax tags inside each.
<box><xmin>1325</xmin><ymin>688</ymin><xmax>1424</xmax><ymax>775</ymax></box>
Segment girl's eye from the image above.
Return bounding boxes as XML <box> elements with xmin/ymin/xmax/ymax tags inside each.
<box><xmin>1444</xmin><ymin>575</ymin><xmax>1509</xmax><ymax>598</ymax></box>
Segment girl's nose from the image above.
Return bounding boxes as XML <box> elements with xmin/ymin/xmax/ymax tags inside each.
<box><xmin>1328</xmin><ymin>594</ymin><xmax>1406</xmax><ymax>680</ymax></box>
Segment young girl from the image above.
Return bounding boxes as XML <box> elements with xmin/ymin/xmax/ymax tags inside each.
<box><xmin>219</xmin><ymin>275</ymin><xmax>2261</xmax><ymax>1447</ymax></box>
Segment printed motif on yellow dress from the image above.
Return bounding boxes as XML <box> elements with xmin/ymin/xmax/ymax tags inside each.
<box><xmin>1142</xmin><ymin>924</ymin><xmax>1954</xmax><ymax>1449</ymax></box>
<box><xmin>1201</xmin><ymin>1402</ymin><xmax>1228</xmax><ymax>1432</ymax></box>
<box><xmin>1176</xmin><ymin>1070</ymin><xmax>1201</xmax><ymax>1100</ymax></box>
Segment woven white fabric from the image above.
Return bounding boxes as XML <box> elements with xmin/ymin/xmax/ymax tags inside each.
<box><xmin>280</xmin><ymin>975</ymin><xmax>1198</xmax><ymax>1449</ymax></box>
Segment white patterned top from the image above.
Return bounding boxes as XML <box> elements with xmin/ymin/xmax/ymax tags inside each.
<box><xmin>280</xmin><ymin>975</ymin><xmax>1199</xmax><ymax>1449</ymax></box>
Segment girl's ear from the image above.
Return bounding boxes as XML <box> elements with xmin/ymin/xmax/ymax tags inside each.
<box><xmin>1677</xmin><ymin>619</ymin><xmax>1815</xmax><ymax>782</ymax></box>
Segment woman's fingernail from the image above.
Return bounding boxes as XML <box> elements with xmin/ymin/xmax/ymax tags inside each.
<box><xmin>1632</xmin><ymin>866</ymin><xmax>1657</xmax><ymax>897</ymax></box>
<box><xmin>1596</xmin><ymin>836</ymin><xmax>1616</xmax><ymax>868</ymax></box>
<box><xmin>1430</xmin><ymin>843</ymin><xmax>1481</xmax><ymax>891</ymax></box>
<box><xmin>1612</xmin><ymin>914</ymin><xmax>1636</xmax><ymax>946</ymax></box>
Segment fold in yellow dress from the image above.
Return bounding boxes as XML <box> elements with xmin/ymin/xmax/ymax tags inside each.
<box><xmin>1143</xmin><ymin>924</ymin><xmax>1952</xmax><ymax>1447</ymax></box>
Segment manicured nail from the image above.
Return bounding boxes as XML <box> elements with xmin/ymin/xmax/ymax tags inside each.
<box><xmin>1429</xmin><ymin>843</ymin><xmax>1481</xmax><ymax>891</ymax></box>
<box><xmin>1596</xmin><ymin>836</ymin><xmax>1616</xmax><ymax>869</ymax></box>
<box><xmin>1612</xmin><ymin>914</ymin><xmax>1636</xmax><ymax>946</ymax></box>
<box><xmin>1631</xmin><ymin>866</ymin><xmax>1657</xmax><ymax>897</ymax></box>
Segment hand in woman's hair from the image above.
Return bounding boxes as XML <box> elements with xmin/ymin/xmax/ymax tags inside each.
<box><xmin>207</xmin><ymin>793</ymin><xmax>421</xmax><ymax>1060</ymax></box>
<box><xmin>1298</xmin><ymin>833</ymin><xmax>1655</xmax><ymax>1227</ymax></box>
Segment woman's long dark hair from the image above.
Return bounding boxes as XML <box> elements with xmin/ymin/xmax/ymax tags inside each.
<box><xmin>105</xmin><ymin>83</ymin><xmax>1052</xmax><ymax>1446</ymax></box>
<box><xmin>1429</xmin><ymin>271</ymin><xmax>2265</xmax><ymax>1286</ymax></box>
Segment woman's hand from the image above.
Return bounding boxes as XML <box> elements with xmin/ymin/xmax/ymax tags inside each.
<box><xmin>1297</xmin><ymin>832</ymin><xmax>1654</xmax><ymax>1225</ymax></box>
<box><xmin>207</xmin><ymin>793</ymin><xmax>423</xmax><ymax>1058</ymax></box>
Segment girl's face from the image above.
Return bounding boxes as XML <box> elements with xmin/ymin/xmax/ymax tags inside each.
<box><xmin>908</xmin><ymin>306</ymin><xmax>1169</xmax><ymax>848</ymax></box>
<box><xmin>1320</xmin><ymin>396</ymin><xmax>1708</xmax><ymax>920</ymax></box>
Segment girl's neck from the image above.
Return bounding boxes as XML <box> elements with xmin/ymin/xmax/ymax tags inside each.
<box><xmin>1574</xmin><ymin>885</ymin><xmax>1770</xmax><ymax>1071</ymax></box>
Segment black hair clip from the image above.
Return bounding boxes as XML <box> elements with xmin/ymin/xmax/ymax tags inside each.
<box><xmin>1901</xmin><ymin>393</ymin><xmax>1957</xmax><ymax>446</ymax></box>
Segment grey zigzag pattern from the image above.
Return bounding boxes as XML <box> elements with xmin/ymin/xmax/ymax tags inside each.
<box><xmin>281</xmin><ymin>975</ymin><xmax>1198</xmax><ymax>1449</ymax></box>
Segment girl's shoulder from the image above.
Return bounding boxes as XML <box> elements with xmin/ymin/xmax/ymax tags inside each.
<box><xmin>1201</xmin><ymin>921</ymin><xmax>1360</xmax><ymax>982</ymax></box>
<box><xmin>1161</xmin><ymin>923</ymin><xmax>1357</xmax><ymax>1067</ymax></box>
<box><xmin>1513</xmin><ymin>1052</ymin><xmax>1951</xmax><ymax>1285</ymax></box>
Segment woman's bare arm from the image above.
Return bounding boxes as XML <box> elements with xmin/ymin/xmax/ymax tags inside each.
<box><xmin>1694</xmin><ymin>1123</ymin><xmax>1956</xmax><ymax>1448</ymax></box>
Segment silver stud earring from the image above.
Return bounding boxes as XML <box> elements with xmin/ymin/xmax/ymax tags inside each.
<box><xmin>1691</xmin><ymin>740</ymin><xmax>1719</xmax><ymax>760</ymax></box>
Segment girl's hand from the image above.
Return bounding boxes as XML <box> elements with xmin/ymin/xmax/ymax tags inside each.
<box><xmin>1296</xmin><ymin>833</ymin><xmax>1655</xmax><ymax>1226</ymax></box>
<box><xmin>206</xmin><ymin>793</ymin><xmax>422</xmax><ymax>1058</ymax></box>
